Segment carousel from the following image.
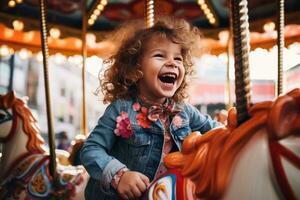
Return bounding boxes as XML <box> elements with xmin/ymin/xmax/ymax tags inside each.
<box><xmin>0</xmin><ymin>0</ymin><xmax>300</xmax><ymax>199</ymax></box>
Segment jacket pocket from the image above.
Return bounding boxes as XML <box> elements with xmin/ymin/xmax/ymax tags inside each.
<box><xmin>123</xmin><ymin>124</ymin><xmax>151</xmax><ymax>170</ymax></box>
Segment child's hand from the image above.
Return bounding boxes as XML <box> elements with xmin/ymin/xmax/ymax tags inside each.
<box><xmin>117</xmin><ymin>171</ymin><xmax>150</xmax><ymax>200</ymax></box>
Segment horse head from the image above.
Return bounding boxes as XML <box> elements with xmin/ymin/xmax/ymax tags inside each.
<box><xmin>0</xmin><ymin>91</ymin><xmax>46</xmax><ymax>181</ymax></box>
<box><xmin>0</xmin><ymin>91</ymin><xmax>88</xmax><ymax>200</ymax></box>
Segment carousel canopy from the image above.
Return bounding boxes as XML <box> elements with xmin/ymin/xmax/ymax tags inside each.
<box><xmin>0</xmin><ymin>0</ymin><xmax>300</xmax><ymax>56</ymax></box>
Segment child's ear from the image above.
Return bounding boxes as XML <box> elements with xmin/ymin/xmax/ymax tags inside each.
<box><xmin>137</xmin><ymin>70</ymin><xmax>143</xmax><ymax>78</ymax></box>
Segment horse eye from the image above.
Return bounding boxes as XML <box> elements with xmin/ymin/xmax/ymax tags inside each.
<box><xmin>0</xmin><ymin>112</ymin><xmax>6</xmax><ymax>120</ymax></box>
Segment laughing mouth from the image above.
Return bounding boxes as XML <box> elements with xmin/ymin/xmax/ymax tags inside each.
<box><xmin>158</xmin><ymin>73</ymin><xmax>177</xmax><ymax>84</ymax></box>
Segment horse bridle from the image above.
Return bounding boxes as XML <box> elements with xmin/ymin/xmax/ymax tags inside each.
<box><xmin>0</xmin><ymin>108</ymin><xmax>18</xmax><ymax>143</ymax></box>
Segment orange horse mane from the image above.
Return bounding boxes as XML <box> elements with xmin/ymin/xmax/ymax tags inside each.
<box><xmin>164</xmin><ymin>88</ymin><xmax>300</xmax><ymax>199</ymax></box>
<box><xmin>0</xmin><ymin>91</ymin><xmax>45</xmax><ymax>153</ymax></box>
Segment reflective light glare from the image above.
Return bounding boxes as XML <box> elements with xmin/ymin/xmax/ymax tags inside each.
<box><xmin>97</xmin><ymin>4</ymin><xmax>104</xmax><ymax>11</ymax></box>
<box><xmin>87</xmin><ymin>33</ymin><xmax>96</xmax><ymax>46</ymax></box>
<box><xmin>201</xmin><ymin>4</ymin><xmax>208</xmax><ymax>10</ymax></box>
<box><xmin>94</xmin><ymin>9</ymin><xmax>100</xmax><ymax>15</ymax></box>
<box><xmin>54</xmin><ymin>53</ymin><xmax>66</xmax><ymax>65</ymax></box>
<box><xmin>101</xmin><ymin>0</ymin><xmax>107</xmax><ymax>6</ymax></box>
<box><xmin>197</xmin><ymin>0</ymin><xmax>205</xmax><ymax>4</ymax></box>
<box><xmin>19</xmin><ymin>48</ymin><xmax>32</xmax><ymax>60</ymax></box>
<box><xmin>91</xmin><ymin>14</ymin><xmax>97</xmax><ymax>20</ymax></box>
<box><xmin>36</xmin><ymin>51</ymin><xmax>43</xmax><ymax>62</ymax></box>
<box><xmin>207</xmin><ymin>13</ymin><xmax>213</xmax><ymax>19</ymax></box>
<box><xmin>8</xmin><ymin>0</ymin><xmax>16</xmax><ymax>7</ymax></box>
<box><xmin>12</xmin><ymin>19</ymin><xmax>24</xmax><ymax>31</ymax></box>
<box><xmin>263</xmin><ymin>21</ymin><xmax>275</xmax><ymax>32</ymax></box>
<box><xmin>86</xmin><ymin>56</ymin><xmax>103</xmax><ymax>77</ymax></box>
<box><xmin>0</xmin><ymin>45</ymin><xmax>10</xmax><ymax>57</ymax></box>
<box><xmin>209</xmin><ymin>18</ymin><xmax>216</xmax><ymax>24</ymax></box>
<box><xmin>218</xmin><ymin>30</ymin><xmax>229</xmax><ymax>45</ymax></box>
<box><xmin>88</xmin><ymin>19</ymin><xmax>95</xmax><ymax>25</ymax></box>
<box><xmin>204</xmin><ymin>8</ymin><xmax>211</xmax><ymax>15</ymax></box>
<box><xmin>49</xmin><ymin>28</ymin><xmax>61</xmax><ymax>39</ymax></box>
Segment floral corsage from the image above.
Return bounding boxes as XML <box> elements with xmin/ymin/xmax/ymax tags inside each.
<box><xmin>133</xmin><ymin>102</ymin><xmax>152</xmax><ymax>128</ymax></box>
<box><xmin>114</xmin><ymin>112</ymin><xmax>133</xmax><ymax>139</ymax></box>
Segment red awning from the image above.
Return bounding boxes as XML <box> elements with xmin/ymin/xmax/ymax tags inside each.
<box><xmin>188</xmin><ymin>80</ymin><xmax>275</xmax><ymax>105</ymax></box>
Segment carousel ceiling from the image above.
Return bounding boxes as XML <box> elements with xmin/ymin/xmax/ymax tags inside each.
<box><xmin>1</xmin><ymin>0</ymin><xmax>300</xmax><ymax>34</ymax></box>
<box><xmin>0</xmin><ymin>0</ymin><xmax>300</xmax><ymax>56</ymax></box>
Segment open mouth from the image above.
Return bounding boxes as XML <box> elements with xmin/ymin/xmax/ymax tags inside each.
<box><xmin>158</xmin><ymin>73</ymin><xmax>177</xmax><ymax>84</ymax></box>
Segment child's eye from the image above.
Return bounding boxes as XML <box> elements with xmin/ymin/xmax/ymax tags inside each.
<box><xmin>175</xmin><ymin>57</ymin><xmax>183</xmax><ymax>61</ymax></box>
<box><xmin>154</xmin><ymin>54</ymin><xmax>164</xmax><ymax>57</ymax></box>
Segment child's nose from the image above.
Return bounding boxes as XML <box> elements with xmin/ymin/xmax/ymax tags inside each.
<box><xmin>164</xmin><ymin>60</ymin><xmax>177</xmax><ymax>68</ymax></box>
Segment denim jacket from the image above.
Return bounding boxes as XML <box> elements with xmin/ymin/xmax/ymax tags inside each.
<box><xmin>80</xmin><ymin>98</ymin><xmax>220</xmax><ymax>200</ymax></box>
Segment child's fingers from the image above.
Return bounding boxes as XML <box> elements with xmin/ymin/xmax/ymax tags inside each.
<box><xmin>120</xmin><ymin>193</ymin><xmax>129</xmax><ymax>200</ymax></box>
<box><xmin>139</xmin><ymin>174</ymin><xmax>150</xmax><ymax>187</ymax></box>
<box><xmin>123</xmin><ymin>190</ymin><xmax>135</xmax><ymax>200</ymax></box>
<box><xmin>136</xmin><ymin>177</ymin><xmax>148</xmax><ymax>192</ymax></box>
<box><xmin>130</xmin><ymin>184</ymin><xmax>142</xmax><ymax>198</ymax></box>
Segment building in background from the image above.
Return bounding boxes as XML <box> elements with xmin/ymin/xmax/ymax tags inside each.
<box><xmin>286</xmin><ymin>63</ymin><xmax>300</xmax><ymax>92</ymax></box>
<box><xmin>0</xmin><ymin>52</ymin><xmax>105</xmax><ymax>143</ymax></box>
<box><xmin>187</xmin><ymin>46</ymin><xmax>300</xmax><ymax>117</ymax></box>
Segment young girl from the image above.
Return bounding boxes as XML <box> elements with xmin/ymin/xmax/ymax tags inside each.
<box><xmin>80</xmin><ymin>17</ymin><xmax>220</xmax><ymax>200</ymax></box>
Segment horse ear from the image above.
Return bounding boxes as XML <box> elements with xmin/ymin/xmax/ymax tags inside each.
<box><xmin>268</xmin><ymin>95</ymin><xmax>297</xmax><ymax>139</ymax></box>
<box><xmin>227</xmin><ymin>107</ymin><xmax>237</xmax><ymax>130</ymax></box>
<box><xmin>3</xmin><ymin>91</ymin><xmax>16</xmax><ymax>107</ymax></box>
<box><xmin>7</xmin><ymin>91</ymin><xmax>16</xmax><ymax>100</ymax></box>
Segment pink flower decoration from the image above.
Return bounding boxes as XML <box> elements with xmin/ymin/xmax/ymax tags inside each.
<box><xmin>173</xmin><ymin>115</ymin><xmax>183</xmax><ymax>128</ymax></box>
<box><xmin>136</xmin><ymin>107</ymin><xmax>152</xmax><ymax>128</ymax></box>
<box><xmin>141</xmin><ymin>107</ymin><xmax>148</xmax><ymax>114</ymax></box>
<box><xmin>133</xmin><ymin>103</ymin><xmax>141</xmax><ymax>111</ymax></box>
<box><xmin>114</xmin><ymin>112</ymin><xmax>133</xmax><ymax>139</ymax></box>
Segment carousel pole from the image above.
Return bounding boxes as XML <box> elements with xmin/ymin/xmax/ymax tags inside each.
<box><xmin>226</xmin><ymin>32</ymin><xmax>233</xmax><ymax>110</ymax></box>
<box><xmin>276</xmin><ymin>0</ymin><xmax>285</xmax><ymax>96</ymax></box>
<box><xmin>8</xmin><ymin>55</ymin><xmax>15</xmax><ymax>92</ymax></box>
<box><xmin>226</xmin><ymin>6</ymin><xmax>234</xmax><ymax>110</ymax></box>
<box><xmin>38</xmin><ymin>0</ymin><xmax>56</xmax><ymax>179</ymax></box>
<box><xmin>81</xmin><ymin>0</ymin><xmax>88</xmax><ymax>135</ymax></box>
<box><xmin>145</xmin><ymin>0</ymin><xmax>155</xmax><ymax>28</ymax></box>
<box><xmin>230</xmin><ymin>0</ymin><xmax>251</xmax><ymax>125</ymax></box>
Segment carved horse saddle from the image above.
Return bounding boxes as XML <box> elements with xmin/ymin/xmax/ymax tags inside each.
<box><xmin>0</xmin><ymin>153</ymin><xmax>84</xmax><ymax>199</ymax></box>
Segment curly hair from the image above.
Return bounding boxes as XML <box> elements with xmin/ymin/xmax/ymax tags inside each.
<box><xmin>97</xmin><ymin>17</ymin><xmax>202</xmax><ymax>104</ymax></box>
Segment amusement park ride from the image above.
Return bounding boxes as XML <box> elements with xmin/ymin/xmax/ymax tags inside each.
<box><xmin>0</xmin><ymin>0</ymin><xmax>300</xmax><ymax>199</ymax></box>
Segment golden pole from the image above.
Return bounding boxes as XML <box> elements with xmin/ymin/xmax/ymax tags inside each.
<box><xmin>276</xmin><ymin>0</ymin><xmax>285</xmax><ymax>96</ymax></box>
<box><xmin>226</xmin><ymin>32</ymin><xmax>233</xmax><ymax>110</ymax></box>
<box><xmin>145</xmin><ymin>0</ymin><xmax>155</xmax><ymax>28</ymax></box>
<box><xmin>81</xmin><ymin>0</ymin><xmax>88</xmax><ymax>135</ymax></box>
<box><xmin>38</xmin><ymin>0</ymin><xmax>56</xmax><ymax>179</ymax></box>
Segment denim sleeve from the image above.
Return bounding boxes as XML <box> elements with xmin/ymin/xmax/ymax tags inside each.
<box><xmin>80</xmin><ymin>100</ymin><xmax>126</xmax><ymax>195</ymax></box>
<box><xmin>185</xmin><ymin>103</ymin><xmax>222</xmax><ymax>134</ymax></box>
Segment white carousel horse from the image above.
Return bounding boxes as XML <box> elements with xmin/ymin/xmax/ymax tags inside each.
<box><xmin>146</xmin><ymin>88</ymin><xmax>300</xmax><ymax>200</ymax></box>
<box><xmin>0</xmin><ymin>91</ymin><xmax>88</xmax><ymax>200</ymax></box>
